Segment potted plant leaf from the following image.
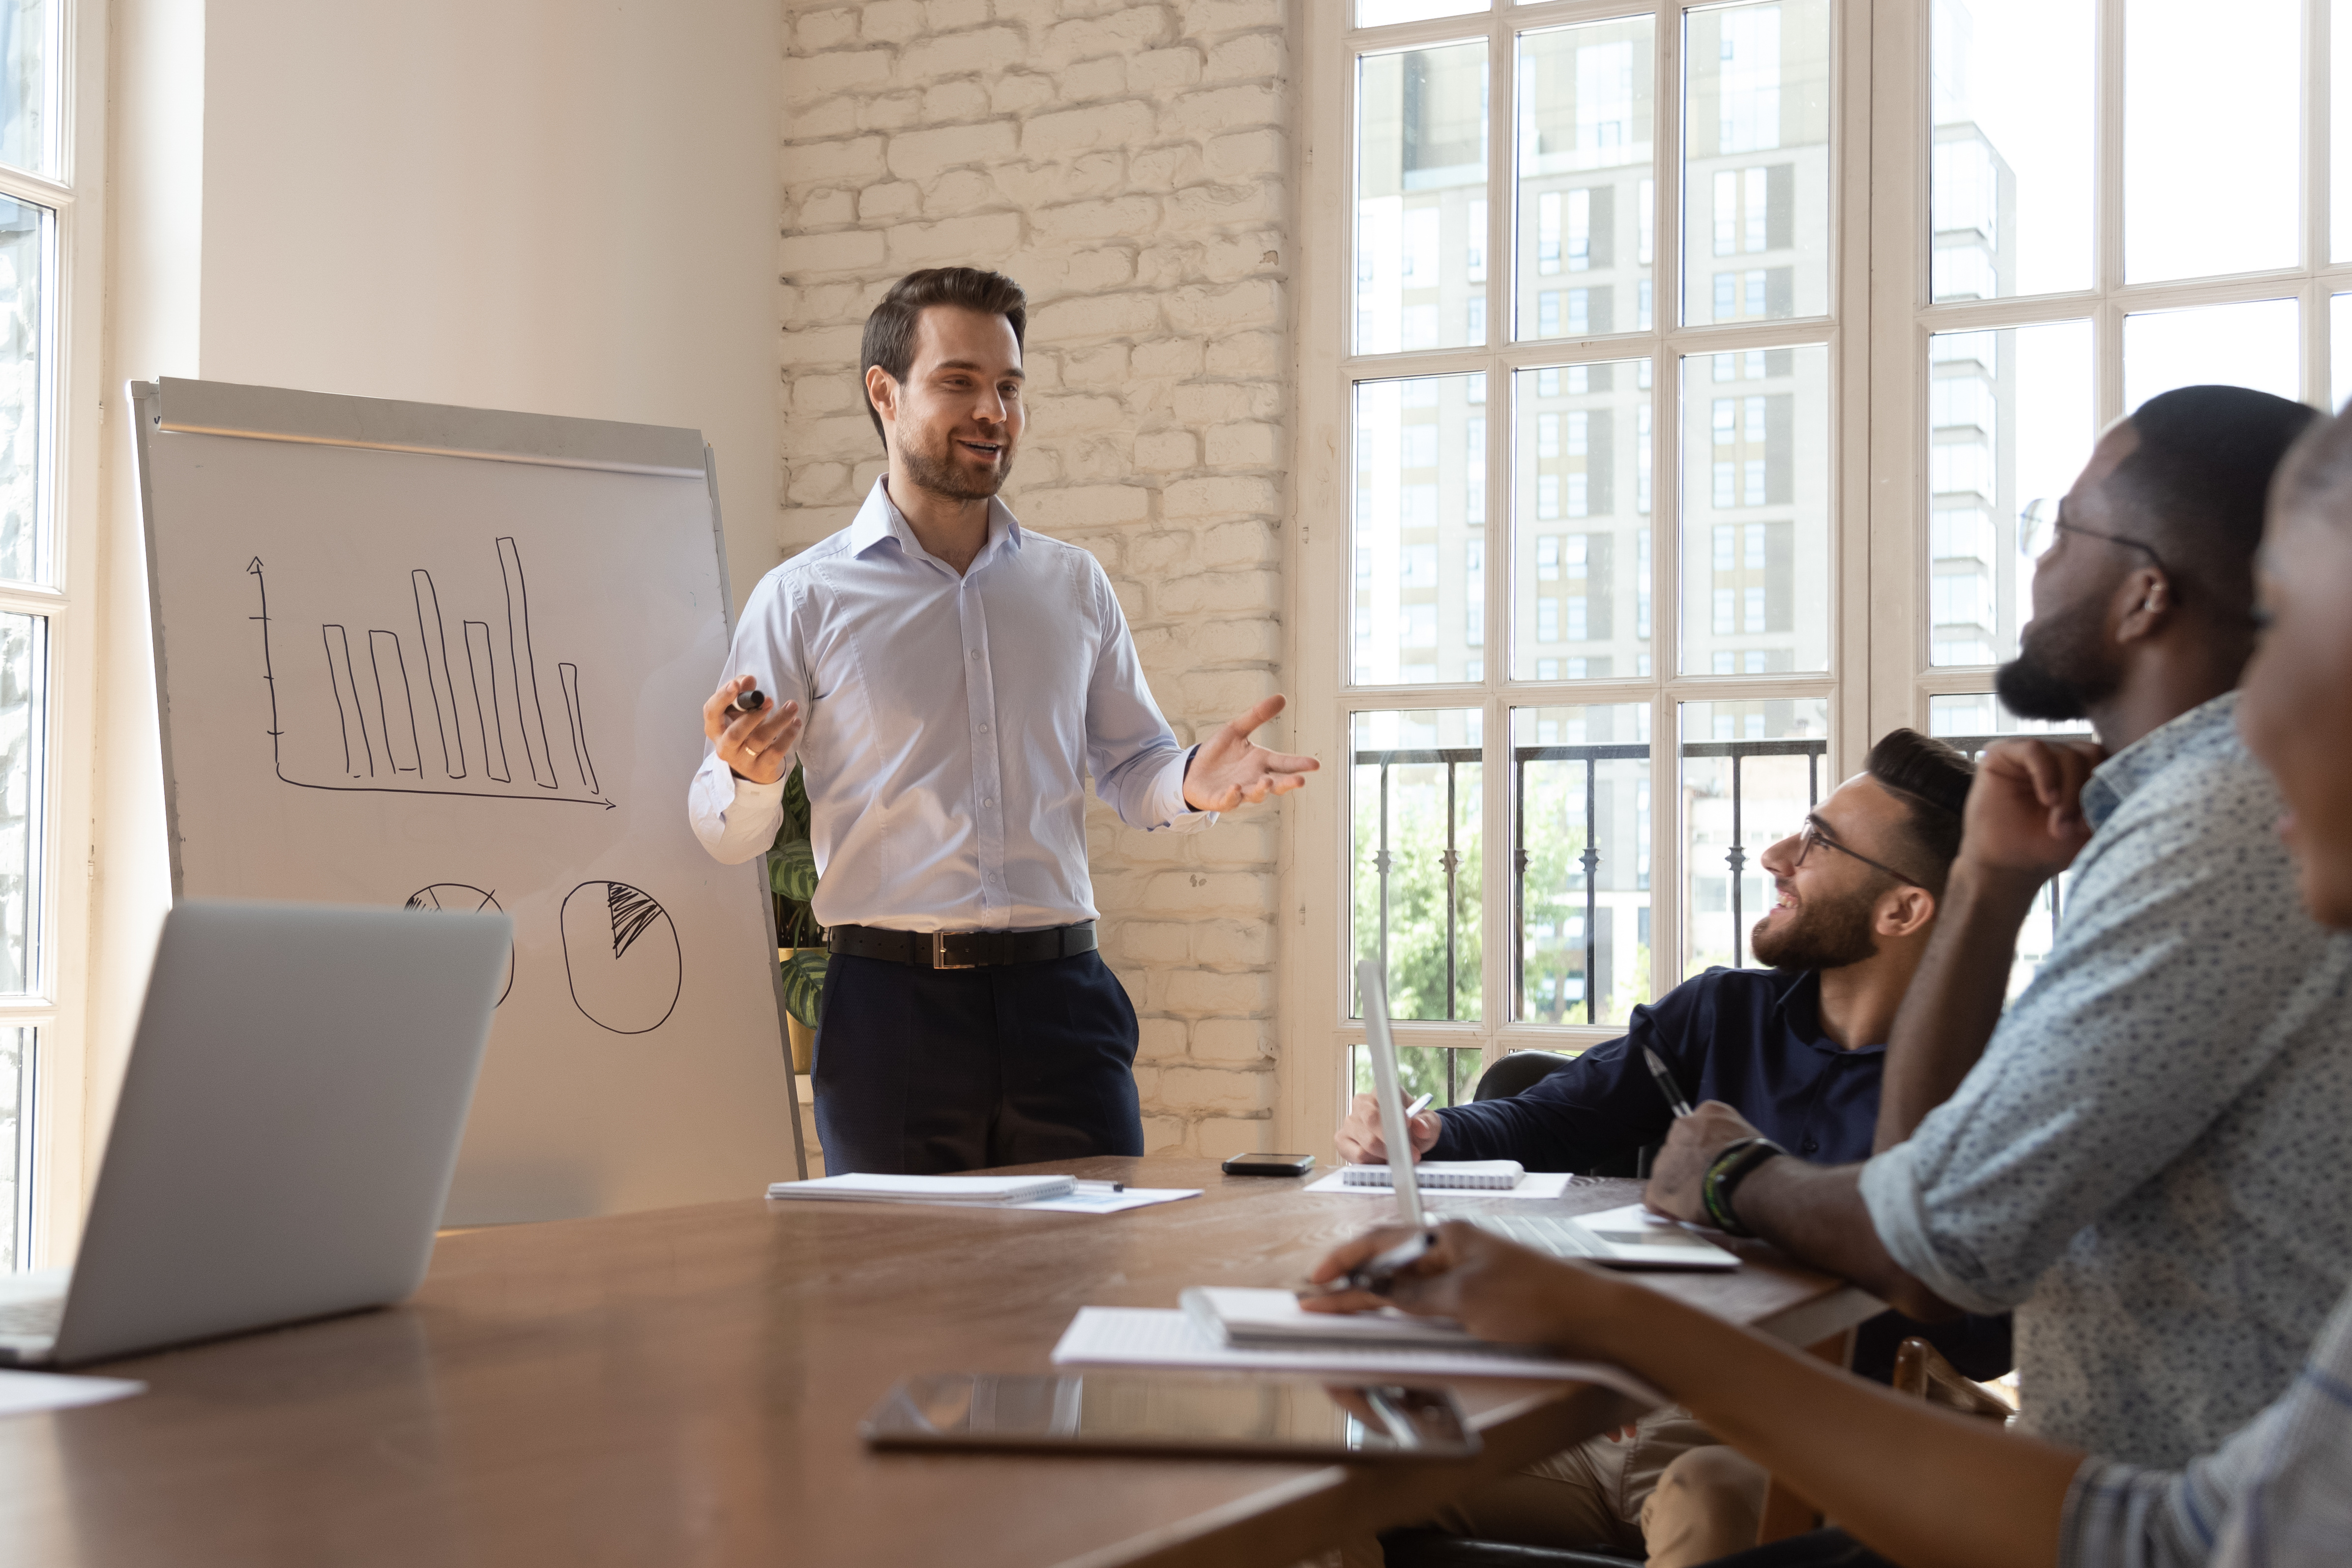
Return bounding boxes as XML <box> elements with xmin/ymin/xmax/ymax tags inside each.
<box><xmin>769</xmin><ymin>763</ymin><xmax>825</xmax><ymax>1074</ymax></box>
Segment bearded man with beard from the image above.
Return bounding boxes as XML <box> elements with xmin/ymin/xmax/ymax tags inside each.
<box><xmin>689</xmin><ymin>268</ymin><xmax>1317</xmax><ymax>1175</ymax></box>
<box><xmin>1333</xmin><ymin>729</ymin><xmax>1987</xmax><ymax>1567</ymax></box>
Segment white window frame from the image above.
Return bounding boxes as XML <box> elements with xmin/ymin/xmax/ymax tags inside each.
<box><xmin>0</xmin><ymin>0</ymin><xmax>104</xmax><ymax>1270</ymax></box>
<box><xmin>1283</xmin><ymin>0</ymin><xmax>1878</xmax><ymax>1153</ymax></box>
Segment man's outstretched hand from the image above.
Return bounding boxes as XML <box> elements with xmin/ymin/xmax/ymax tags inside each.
<box><xmin>1182</xmin><ymin>694</ymin><xmax>1320</xmax><ymax>812</ymax></box>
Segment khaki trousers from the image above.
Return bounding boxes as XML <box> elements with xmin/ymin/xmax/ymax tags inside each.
<box><xmin>1340</xmin><ymin>1405</ymin><xmax>1768</xmax><ymax>1568</ymax></box>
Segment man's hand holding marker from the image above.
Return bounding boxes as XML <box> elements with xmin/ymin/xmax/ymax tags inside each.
<box><xmin>704</xmin><ymin>674</ymin><xmax>803</xmax><ymax>785</ymax></box>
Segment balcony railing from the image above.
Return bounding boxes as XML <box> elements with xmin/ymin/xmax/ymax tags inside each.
<box><xmin>1353</xmin><ymin>736</ymin><xmax>1829</xmax><ymax>1030</ymax></box>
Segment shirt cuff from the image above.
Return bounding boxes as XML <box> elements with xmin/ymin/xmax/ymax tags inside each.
<box><xmin>687</xmin><ymin>750</ymin><xmax>789</xmax><ymax>863</ymax></box>
<box><xmin>1153</xmin><ymin>744</ymin><xmax>1219</xmax><ymax>830</ymax></box>
<box><xmin>1856</xmin><ymin>1143</ymin><xmax>2020</xmax><ymax>1317</ymax></box>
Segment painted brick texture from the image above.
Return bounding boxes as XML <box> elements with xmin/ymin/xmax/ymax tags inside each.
<box><xmin>779</xmin><ymin>0</ymin><xmax>1292</xmax><ymax>1156</ymax></box>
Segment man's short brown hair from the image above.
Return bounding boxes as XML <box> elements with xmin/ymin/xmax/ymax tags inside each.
<box><xmin>859</xmin><ymin>267</ymin><xmax>1029</xmax><ymax>446</ymax></box>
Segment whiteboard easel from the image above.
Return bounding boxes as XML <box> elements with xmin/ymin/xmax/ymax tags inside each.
<box><xmin>130</xmin><ymin>377</ymin><xmax>805</xmax><ymax>1224</ymax></box>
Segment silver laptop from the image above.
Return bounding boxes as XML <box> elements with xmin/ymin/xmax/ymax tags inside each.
<box><xmin>0</xmin><ymin>900</ymin><xmax>509</xmax><ymax>1366</ymax></box>
<box><xmin>1356</xmin><ymin>959</ymin><xmax>1735</xmax><ymax>1272</ymax></box>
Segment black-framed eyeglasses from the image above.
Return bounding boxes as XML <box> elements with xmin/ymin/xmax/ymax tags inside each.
<box><xmin>1793</xmin><ymin>817</ymin><xmax>1925</xmax><ymax>888</ymax></box>
<box><xmin>2019</xmin><ymin>497</ymin><xmax>2170</xmax><ymax>575</ymax></box>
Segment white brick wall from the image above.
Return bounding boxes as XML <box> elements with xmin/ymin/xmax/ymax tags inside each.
<box><xmin>779</xmin><ymin>0</ymin><xmax>1293</xmax><ymax>1156</ymax></box>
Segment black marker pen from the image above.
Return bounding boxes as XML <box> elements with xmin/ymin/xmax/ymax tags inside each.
<box><xmin>725</xmin><ymin>686</ymin><xmax>767</xmax><ymax>722</ymax></box>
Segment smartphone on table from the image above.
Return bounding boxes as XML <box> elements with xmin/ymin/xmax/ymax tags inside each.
<box><xmin>1221</xmin><ymin>1153</ymin><xmax>1315</xmax><ymax>1177</ymax></box>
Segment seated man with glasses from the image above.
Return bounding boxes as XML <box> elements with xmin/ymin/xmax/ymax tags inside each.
<box><xmin>1646</xmin><ymin>385</ymin><xmax>2352</xmax><ymax>1483</ymax></box>
<box><xmin>1336</xmin><ymin>728</ymin><xmax>1991</xmax><ymax>1567</ymax></box>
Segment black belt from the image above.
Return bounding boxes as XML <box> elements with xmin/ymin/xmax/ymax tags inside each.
<box><xmin>827</xmin><ymin>921</ymin><xmax>1097</xmax><ymax>970</ymax></box>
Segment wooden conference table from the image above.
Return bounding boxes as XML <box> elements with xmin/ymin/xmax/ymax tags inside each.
<box><xmin>0</xmin><ymin>1158</ymin><xmax>1882</xmax><ymax>1568</ymax></box>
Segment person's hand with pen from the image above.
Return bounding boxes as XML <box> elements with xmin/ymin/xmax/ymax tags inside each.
<box><xmin>1334</xmin><ymin>1088</ymin><xmax>1440</xmax><ymax>1164</ymax></box>
<box><xmin>703</xmin><ymin>674</ymin><xmax>803</xmax><ymax>785</ymax></box>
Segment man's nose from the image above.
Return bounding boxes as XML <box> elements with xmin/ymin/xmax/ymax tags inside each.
<box><xmin>1759</xmin><ymin>832</ymin><xmax>1800</xmax><ymax>877</ymax></box>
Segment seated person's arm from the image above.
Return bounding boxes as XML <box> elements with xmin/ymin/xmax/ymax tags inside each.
<box><xmin>1646</xmin><ymin>1103</ymin><xmax>1962</xmax><ymax>1322</ymax></box>
<box><xmin>1336</xmin><ymin>997</ymin><xmax>1696</xmax><ymax>1168</ymax></box>
<box><xmin>1306</xmin><ymin>1224</ymin><xmax>2076</xmax><ymax>1568</ymax></box>
<box><xmin>1876</xmin><ymin>739</ymin><xmax>2102</xmax><ymax>1150</ymax></box>
<box><xmin>1335</xmin><ymin>1052</ymin><xmax>1671</xmax><ymax>1170</ymax></box>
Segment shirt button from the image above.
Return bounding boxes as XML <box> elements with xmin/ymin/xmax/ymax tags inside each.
<box><xmin>979</xmin><ymin>724</ymin><xmax>989</xmax><ymax>733</ymax></box>
<box><xmin>970</xmin><ymin>650</ymin><xmax>981</xmax><ymax>660</ymax></box>
<box><xmin>983</xmin><ymin>799</ymin><xmax>995</xmax><ymax>808</ymax></box>
<box><xmin>1800</xmin><ymin>1136</ymin><xmax>1818</xmax><ymax>1154</ymax></box>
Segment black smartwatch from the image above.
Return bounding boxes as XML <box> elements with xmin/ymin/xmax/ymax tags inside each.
<box><xmin>1701</xmin><ymin>1136</ymin><xmax>1788</xmax><ymax>1237</ymax></box>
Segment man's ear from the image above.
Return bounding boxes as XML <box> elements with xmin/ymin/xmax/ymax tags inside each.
<box><xmin>2114</xmin><ymin>566</ymin><xmax>2172</xmax><ymax>644</ymax></box>
<box><xmin>865</xmin><ymin>365</ymin><xmax>900</xmax><ymax>431</ymax></box>
<box><xmin>1877</xmin><ymin>884</ymin><xmax>1937</xmax><ymax>940</ymax></box>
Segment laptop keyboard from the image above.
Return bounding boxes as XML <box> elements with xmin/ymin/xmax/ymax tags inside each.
<box><xmin>1467</xmin><ymin>1213</ymin><xmax>1603</xmax><ymax>1259</ymax></box>
<box><xmin>0</xmin><ymin>1293</ymin><xmax>62</xmax><ymax>1338</ymax></box>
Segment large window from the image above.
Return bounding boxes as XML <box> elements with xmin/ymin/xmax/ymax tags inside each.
<box><xmin>1289</xmin><ymin>0</ymin><xmax>2345</xmax><ymax>1141</ymax></box>
<box><xmin>1305</xmin><ymin>0</ymin><xmax>1855</xmax><ymax>1113</ymax></box>
<box><xmin>0</xmin><ymin>0</ymin><xmax>63</xmax><ymax>1272</ymax></box>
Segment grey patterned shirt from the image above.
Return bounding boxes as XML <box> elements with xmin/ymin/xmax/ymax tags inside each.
<box><xmin>2060</xmin><ymin>1283</ymin><xmax>2352</xmax><ymax>1568</ymax></box>
<box><xmin>1859</xmin><ymin>693</ymin><xmax>2352</xmax><ymax>1467</ymax></box>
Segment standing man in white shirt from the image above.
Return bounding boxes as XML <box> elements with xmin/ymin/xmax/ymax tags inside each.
<box><xmin>688</xmin><ymin>267</ymin><xmax>1316</xmax><ymax>1175</ymax></box>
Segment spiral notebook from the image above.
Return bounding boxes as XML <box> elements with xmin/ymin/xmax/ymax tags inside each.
<box><xmin>1340</xmin><ymin>1160</ymin><xmax>1526</xmax><ymax>1191</ymax></box>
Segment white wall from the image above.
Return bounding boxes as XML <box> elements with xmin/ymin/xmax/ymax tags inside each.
<box><xmin>82</xmin><ymin>0</ymin><xmax>784</xmax><ymax>1235</ymax></box>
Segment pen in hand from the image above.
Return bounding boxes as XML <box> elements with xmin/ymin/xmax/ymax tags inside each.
<box><xmin>1642</xmin><ymin>1046</ymin><xmax>1694</xmax><ymax>1119</ymax></box>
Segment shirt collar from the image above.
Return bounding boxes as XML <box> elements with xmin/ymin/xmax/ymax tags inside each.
<box><xmin>2082</xmin><ymin>690</ymin><xmax>2241</xmax><ymax>829</ymax></box>
<box><xmin>1767</xmin><ymin>968</ymin><xmax>1887</xmax><ymax>1056</ymax></box>
<box><xmin>848</xmin><ymin>477</ymin><xmax>1025</xmax><ymax>568</ymax></box>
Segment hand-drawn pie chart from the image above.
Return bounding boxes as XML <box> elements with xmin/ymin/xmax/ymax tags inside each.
<box><xmin>404</xmin><ymin>883</ymin><xmax>514</xmax><ymax>1006</ymax></box>
<box><xmin>561</xmin><ymin>880</ymin><xmax>682</xmax><ymax>1035</ymax></box>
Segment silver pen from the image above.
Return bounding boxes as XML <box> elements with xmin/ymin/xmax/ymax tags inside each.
<box><xmin>1642</xmin><ymin>1046</ymin><xmax>1695</xmax><ymax>1119</ymax></box>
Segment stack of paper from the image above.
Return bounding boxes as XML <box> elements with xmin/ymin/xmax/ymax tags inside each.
<box><xmin>1341</xmin><ymin>1160</ymin><xmax>1526</xmax><ymax>1190</ymax></box>
<box><xmin>765</xmin><ymin>1173</ymin><xmax>1078</xmax><ymax>1205</ymax></box>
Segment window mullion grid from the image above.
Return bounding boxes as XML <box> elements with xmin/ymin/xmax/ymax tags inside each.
<box><xmin>1481</xmin><ymin>9</ymin><xmax>1512</xmax><ymax>1060</ymax></box>
<box><xmin>0</xmin><ymin>166</ymin><xmax>68</xmax><ymax>215</ymax></box>
<box><xmin>1640</xmin><ymin>0</ymin><xmax>1681</xmax><ymax>1026</ymax></box>
<box><xmin>2309</xmin><ymin>0</ymin><xmax>2335</xmax><ymax>407</ymax></box>
<box><xmin>2094</xmin><ymin>0</ymin><xmax>2127</xmax><ymax>423</ymax></box>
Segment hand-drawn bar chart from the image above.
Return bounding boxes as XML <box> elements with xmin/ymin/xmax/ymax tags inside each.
<box><xmin>250</xmin><ymin>536</ymin><xmax>614</xmax><ymax>808</ymax></box>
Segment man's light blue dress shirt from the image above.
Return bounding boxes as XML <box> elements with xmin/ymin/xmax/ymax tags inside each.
<box><xmin>1859</xmin><ymin>693</ymin><xmax>2352</xmax><ymax>1466</ymax></box>
<box><xmin>688</xmin><ymin>480</ymin><xmax>1210</xmax><ymax>931</ymax></box>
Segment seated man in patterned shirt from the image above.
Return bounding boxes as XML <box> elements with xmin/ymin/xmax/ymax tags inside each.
<box><xmin>1334</xmin><ymin>729</ymin><xmax>1999</xmax><ymax>1566</ymax></box>
<box><xmin>1646</xmin><ymin>385</ymin><xmax>2352</xmax><ymax>1477</ymax></box>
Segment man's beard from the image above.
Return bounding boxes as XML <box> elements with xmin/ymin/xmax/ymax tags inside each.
<box><xmin>901</xmin><ymin>427</ymin><xmax>1011</xmax><ymax>502</ymax></box>
<box><xmin>1995</xmin><ymin>593</ymin><xmax>2123</xmax><ymax>722</ymax></box>
<box><xmin>1750</xmin><ymin>889</ymin><xmax>1879</xmax><ymax>970</ymax></box>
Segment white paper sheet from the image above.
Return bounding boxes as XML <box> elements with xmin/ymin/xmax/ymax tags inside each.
<box><xmin>1301</xmin><ymin>1168</ymin><xmax>1582</xmax><ymax>1201</ymax></box>
<box><xmin>1052</xmin><ymin>1306</ymin><xmax>1665</xmax><ymax>1402</ymax></box>
<box><xmin>0</xmin><ymin>1370</ymin><xmax>146</xmax><ymax>1418</ymax></box>
<box><xmin>1016</xmin><ymin>1187</ymin><xmax>1203</xmax><ymax>1214</ymax></box>
<box><xmin>764</xmin><ymin>1181</ymin><xmax>1202</xmax><ymax>1215</ymax></box>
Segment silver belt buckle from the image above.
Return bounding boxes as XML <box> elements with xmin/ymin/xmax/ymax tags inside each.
<box><xmin>930</xmin><ymin>932</ymin><xmax>978</xmax><ymax>970</ymax></box>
